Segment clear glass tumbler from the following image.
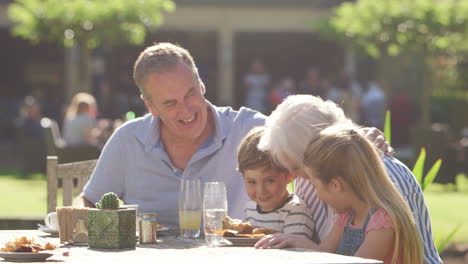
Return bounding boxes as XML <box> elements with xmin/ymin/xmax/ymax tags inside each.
<box><xmin>178</xmin><ymin>178</ymin><xmax>202</xmax><ymax>238</ymax></box>
<box><xmin>203</xmin><ymin>181</ymin><xmax>228</xmax><ymax>246</ymax></box>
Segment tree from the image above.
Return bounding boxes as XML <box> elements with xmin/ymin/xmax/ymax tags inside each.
<box><xmin>8</xmin><ymin>0</ymin><xmax>175</xmax><ymax>99</ymax></box>
<box><xmin>322</xmin><ymin>0</ymin><xmax>468</xmax><ymax>127</ymax></box>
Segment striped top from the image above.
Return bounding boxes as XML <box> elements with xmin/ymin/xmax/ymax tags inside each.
<box><xmin>295</xmin><ymin>156</ymin><xmax>442</xmax><ymax>264</ymax></box>
<box><xmin>245</xmin><ymin>194</ymin><xmax>316</xmax><ymax>240</ymax></box>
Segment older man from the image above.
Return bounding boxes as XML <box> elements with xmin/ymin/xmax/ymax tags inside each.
<box><xmin>74</xmin><ymin>43</ymin><xmax>265</xmax><ymax>224</ymax></box>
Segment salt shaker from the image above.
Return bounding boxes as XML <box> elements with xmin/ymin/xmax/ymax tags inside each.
<box><xmin>138</xmin><ymin>213</ymin><xmax>158</xmax><ymax>244</ymax></box>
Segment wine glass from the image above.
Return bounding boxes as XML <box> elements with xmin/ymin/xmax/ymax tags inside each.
<box><xmin>203</xmin><ymin>181</ymin><xmax>228</xmax><ymax>246</ymax></box>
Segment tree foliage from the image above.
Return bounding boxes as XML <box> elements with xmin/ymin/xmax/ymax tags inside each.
<box><xmin>320</xmin><ymin>0</ymin><xmax>468</xmax><ymax>127</ymax></box>
<box><xmin>327</xmin><ymin>0</ymin><xmax>468</xmax><ymax>58</ymax></box>
<box><xmin>7</xmin><ymin>0</ymin><xmax>175</xmax><ymax>96</ymax></box>
<box><xmin>8</xmin><ymin>0</ymin><xmax>175</xmax><ymax>48</ymax></box>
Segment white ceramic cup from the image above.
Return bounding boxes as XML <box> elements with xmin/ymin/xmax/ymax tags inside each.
<box><xmin>44</xmin><ymin>212</ymin><xmax>59</xmax><ymax>230</ymax></box>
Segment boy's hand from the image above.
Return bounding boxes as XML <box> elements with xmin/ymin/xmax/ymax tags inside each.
<box><xmin>254</xmin><ymin>233</ymin><xmax>316</xmax><ymax>250</ymax></box>
<box><xmin>359</xmin><ymin>127</ymin><xmax>395</xmax><ymax>157</ymax></box>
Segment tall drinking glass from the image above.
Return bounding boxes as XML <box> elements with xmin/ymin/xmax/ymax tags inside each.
<box><xmin>178</xmin><ymin>178</ymin><xmax>202</xmax><ymax>238</ymax></box>
<box><xmin>203</xmin><ymin>181</ymin><xmax>228</xmax><ymax>246</ymax></box>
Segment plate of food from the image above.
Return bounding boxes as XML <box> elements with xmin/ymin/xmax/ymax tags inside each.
<box><xmin>0</xmin><ymin>236</ymin><xmax>57</xmax><ymax>262</ymax></box>
<box><xmin>221</xmin><ymin>232</ymin><xmax>265</xmax><ymax>247</ymax></box>
<box><xmin>219</xmin><ymin>216</ymin><xmax>277</xmax><ymax>247</ymax></box>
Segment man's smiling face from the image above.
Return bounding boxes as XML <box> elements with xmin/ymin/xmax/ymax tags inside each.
<box><xmin>142</xmin><ymin>62</ymin><xmax>210</xmax><ymax>142</ymax></box>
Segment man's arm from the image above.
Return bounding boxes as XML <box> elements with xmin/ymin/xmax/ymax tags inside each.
<box><xmin>383</xmin><ymin>157</ymin><xmax>442</xmax><ymax>264</ymax></box>
<box><xmin>73</xmin><ymin>192</ymin><xmax>96</xmax><ymax>208</ymax></box>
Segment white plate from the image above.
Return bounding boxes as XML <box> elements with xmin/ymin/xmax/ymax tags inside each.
<box><xmin>0</xmin><ymin>252</ymin><xmax>54</xmax><ymax>262</ymax></box>
<box><xmin>37</xmin><ymin>224</ymin><xmax>59</xmax><ymax>235</ymax></box>
<box><xmin>223</xmin><ymin>237</ymin><xmax>262</xmax><ymax>247</ymax></box>
<box><xmin>157</xmin><ymin>226</ymin><xmax>169</xmax><ymax>232</ymax></box>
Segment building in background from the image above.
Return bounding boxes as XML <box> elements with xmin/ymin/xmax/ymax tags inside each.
<box><xmin>0</xmin><ymin>0</ymin><xmax>354</xmax><ymax>139</ymax></box>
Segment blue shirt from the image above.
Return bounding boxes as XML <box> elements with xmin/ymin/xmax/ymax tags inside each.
<box><xmin>295</xmin><ymin>156</ymin><xmax>442</xmax><ymax>264</ymax></box>
<box><xmin>83</xmin><ymin>102</ymin><xmax>266</xmax><ymax>225</ymax></box>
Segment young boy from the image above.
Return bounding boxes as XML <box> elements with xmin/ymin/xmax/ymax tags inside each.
<box><xmin>237</xmin><ymin>126</ymin><xmax>316</xmax><ymax>241</ymax></box>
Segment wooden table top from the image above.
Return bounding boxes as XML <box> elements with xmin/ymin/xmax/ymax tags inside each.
<box><xmin>0</xmin><ymin>230</ymin><xmax>382</xmax><ymax>264</ymax></box>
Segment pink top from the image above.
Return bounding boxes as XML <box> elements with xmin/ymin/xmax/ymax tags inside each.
<box><xmin>336</xmin><ymin>208</ymin><xmax>401</xmax><ymax>264</ymax></box>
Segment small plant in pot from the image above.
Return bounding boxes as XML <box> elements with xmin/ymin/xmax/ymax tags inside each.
<box><xmin>88</xmin><ymin>192</ymin><xmax>136</xmax><ymax>249</ymax></box>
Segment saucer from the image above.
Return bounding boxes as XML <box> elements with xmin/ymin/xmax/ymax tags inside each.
<box><xmin>157</xmin><ymin>226</ymin><xmax>169</xmax><ymax>232</ymax></box>
<box><xmin>37</xmin><ymin>224</ymin><xmax>59</xmax><ymax>235</ymax></box>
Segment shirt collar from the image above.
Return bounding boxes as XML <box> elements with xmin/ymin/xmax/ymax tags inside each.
<box><xmin>136</xmin><ymin>100</ymin><xmax>229</xmax><ymax>153</ymax></box>
<box><xmin>256</xmin><ymin>193</ymin><xmax>294</xmax><ymax>214</ymax></box>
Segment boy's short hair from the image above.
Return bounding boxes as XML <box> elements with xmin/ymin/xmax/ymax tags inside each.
<box><xmin>237</xmin><ymin>126</ymin><xmax>288</xmax><ymax>174</ymax></box>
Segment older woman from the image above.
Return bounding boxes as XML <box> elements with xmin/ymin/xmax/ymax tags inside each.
<box><xmin>255</xmin><ymin>95</ymin><xmax>441</xmax><ymax>264</ymax></box>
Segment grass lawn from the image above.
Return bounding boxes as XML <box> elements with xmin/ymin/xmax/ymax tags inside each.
<box><xmin>0</xmin><ymin>174</ymin><xmax>62</xmax><ymax>218</ymax></box>
<box><xmin>1</xmin><ymin>173</ymin><xmax>467</xmax><ymax>243</ymax></box>
<box><xmin>424</xmin><ymin>174</ymin><xmax>468</xmax><ymax>243</ymax></box>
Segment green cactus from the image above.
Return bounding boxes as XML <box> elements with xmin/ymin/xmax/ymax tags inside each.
<box><xmin>95</xmin><ymin>192</ymin><xmax>120</xmax><ymax>209</ymax></box>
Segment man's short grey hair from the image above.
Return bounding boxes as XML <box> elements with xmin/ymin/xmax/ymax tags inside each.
<box><xmin>133</xmin><ymin>42</ymin><xmax>199</xmax><ymax>100</ymax></box>
<box><xmin>258</xmin><ymin>95</ymin><xmax>356</xmax><ymax>170</ymax></box>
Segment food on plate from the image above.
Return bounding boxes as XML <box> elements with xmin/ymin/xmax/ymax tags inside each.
<box><xmin>222</xmin><ymin>216</ymin><xmax>254</xmax><ymax>234</ymax></box>
<box><xmin>0</xmin><ymin>236</ymin><xmax>56</xmax><ymax>253</ymax></box>
<box><xmin>252</xmin><ymin>227</ymin><xmax>278</xmax><ymax>235</ymax></box>
<box><xmin>221</xmin><ymin>216</ymin><xmax>278</xmax><ymax>238</ymax></box>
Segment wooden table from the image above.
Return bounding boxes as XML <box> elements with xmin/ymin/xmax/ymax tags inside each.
<box><xmin>0</xmin><ymin>230</ymin><xmax>382</xmax><ymax>263</ymax></box>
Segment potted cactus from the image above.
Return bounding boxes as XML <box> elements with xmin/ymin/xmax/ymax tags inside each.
<box><xmin>88</xmin><ymin>192</ymin><xmax>136</xmax><ymax>249</ymax></box>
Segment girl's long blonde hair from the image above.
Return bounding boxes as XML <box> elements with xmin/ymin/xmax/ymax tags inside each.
<box><xmin>303</xmin><ymin>124</ymin><xmax>423</xmax><ymax>264</ymax></box>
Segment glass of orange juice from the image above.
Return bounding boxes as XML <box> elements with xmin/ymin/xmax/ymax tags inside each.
<box><xmin>178</xmin><ymin>178</ymin><xmax>202</xmax><ymax>238</ymax></box>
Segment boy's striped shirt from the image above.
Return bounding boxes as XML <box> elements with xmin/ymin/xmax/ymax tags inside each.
<box><xmin>244</xmin><ymin>194</ymin><xmax>316</xmax><ymax>241</ymax></box>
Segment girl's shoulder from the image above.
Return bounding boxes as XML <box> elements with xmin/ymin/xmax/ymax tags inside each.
<box><xmin>336</xmin><ymin>210</ymin><xmax>353</xmax><ymax>227</ymax></box>
<box><xmin>366</xmin><ymin>208</ymin><xmax>394</xmax><ymax>233</ymax></box>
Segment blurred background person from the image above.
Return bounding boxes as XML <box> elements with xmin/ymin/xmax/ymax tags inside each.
<box><xmin>361</xmin><ymin>79</ymin><xmax>385</xmax><ymax>129</ymax></box>
<box><xmin>268</xmin><ymin>77</ymin><xmax>297</xmax><ymax>112</ymax></box>
<box><xmin>327</xmin><ymin>71</ymin><xmax>361</xmax><ymax>123</ymax></box>
<box><xmin>298</xmin><ymin>67</ymin><xmax>327</xmax><ymax>98</ymax></box>
<box><xmin>15</xmin><ymin>96</ymin><xmax>45</xmax><ymax>175</ymax></box>
<box><xmin>15</xmin><ymin>96</ymin><xmax>43</xmax><ymax>141</ymax></box>
<box><xmin>63</xmin><ymin>93</ymin><xmax>99</xmax><ymax>147</ymax></box>
<box><xmin>244</xmin><ymin>58</ymin><xmax>271</xmax><ymax>114</ymax></box>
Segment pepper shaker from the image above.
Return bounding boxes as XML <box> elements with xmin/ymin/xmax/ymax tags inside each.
<box><xmin>138</xmin><ymin>213</ymin><xmax>159</xmax><ymax>244</ymax></box>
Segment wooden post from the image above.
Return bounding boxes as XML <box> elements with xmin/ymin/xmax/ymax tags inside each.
<box><xmin>62</xmin><ymin>172</ymin><xmax>74</xmax><ymax>207</ymax></box>
<box><xmin>47</xmin><ymin>156</ymin><xmax>58</xmax><ymax>213</ymax></box>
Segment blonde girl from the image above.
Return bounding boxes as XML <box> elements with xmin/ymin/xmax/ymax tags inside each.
<box><xmin>302</xmin><ymin>124</ymin><xmax>423</xmax><ymax>264</ymax></box>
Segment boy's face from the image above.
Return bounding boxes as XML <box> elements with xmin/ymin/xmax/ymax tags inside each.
<box><xmin>243</xmin><ymin>168</ymin><xmax>292</xmax><ymax>212</ymax></box>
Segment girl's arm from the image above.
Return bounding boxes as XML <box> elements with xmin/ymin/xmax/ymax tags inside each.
<box><xmin>355</xmin><ymin>228</ymin><xmax>395</xmax><ymax>261</ymax></box>
<box><xmin>314</xmin><ymin>221</ymin><xmax>342</xmax><ymax>253</ymax></box>
<box><xmin>254</xmin><ymin>219</ymin><xmax>342</xmax><ymax>252</ymax></box>
<box><xmin>254</xmin><ymin>232</ymin><xmax>317</xmax><ymax>249</ymax></box>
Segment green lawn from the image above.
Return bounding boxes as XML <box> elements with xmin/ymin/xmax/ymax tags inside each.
<box><xmin>0</xmin><ymin>175</ymin><xmax>63</xmax><ymax>218</ymax></box>
<box><xmin>424</xmin><ymin>174</ymin><xmax>468</xmax><ymax>243</ymax></box>
<box><xmin>1</xmin><ymin>173</ymin><xmax>467</xmax><ymax>243</ymax></box>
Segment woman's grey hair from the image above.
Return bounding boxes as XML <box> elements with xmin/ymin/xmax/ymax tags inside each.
<box><xmin>133</xmin><ymin>42</ymin><xmax>200</xmax><ymax>101</ymax></box>
<box><xmin>258</xmin><ymin>95</ymin><xmax>356</xmax><ymax>170</ymax></box>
